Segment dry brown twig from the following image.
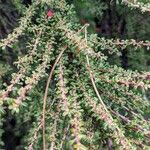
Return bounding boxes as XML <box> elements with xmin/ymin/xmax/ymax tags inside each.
<box><xmin>28</xmin><ymin>120</ymin><xmax>43</xmax><ymax>150</ymax></box>
<box><xmin>42</xmin><ymin>45</ymin><xmax>67</xmax><ymax>150</ymax></box>
<box><xmin>84</xmin><ymin>25</ymin><xmax>132</xmax><ymax>149</ymax></box>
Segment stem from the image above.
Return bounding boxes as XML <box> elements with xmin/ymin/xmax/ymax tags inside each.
<box><xmin>42</xmin><ymin>46</ymin><xmax>67</xmax><ymax>150</ymax></box>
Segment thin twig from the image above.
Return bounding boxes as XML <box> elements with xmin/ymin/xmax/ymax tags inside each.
<box><xmin>42</xmin><ymin>45</ymin><xmax>67</xmax><ymax>150</ymax></box>
<box><xmin>77</xmin><ymin>23</ymin><xmax>90</xmax><ymax>34</ymax></box>
<box><xmin>110</xmin><ymin>109</ymin><xmax>150</xmax><ymax>138</ymax></box>
<box><xmin>50</xmin><ymin>119</ymin><xmax>57</xmax><ymax>150</ymax></box>
<box><xmin>84</xmin><ymin>26</ymin><xmax>110</xmax><ymax>115</ymax></box>
<box><xmin>84</xmin><ymin>26</ymin><xmax>132</xmax><ymax>149</ymax></box>
<box><xmin>28</xmin><ymin>120</ymin><xmax>43</xmax><ymax>150</ymax></box>
<box><xmin>60</xmin><ymin>124</ymin><xmax>70</xmax><ymax>149</ymax></box>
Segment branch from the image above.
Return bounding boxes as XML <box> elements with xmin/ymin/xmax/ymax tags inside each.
<box><xmin>84</xmin><ymin>26</ymin><xmax>132</xmax><ymax>149</ymax></box>
<box><xmin>28</xmin><ymin>120</ymin><xmax>43</xmax><ymax>150</ymax></box>
<box><xmin>0</xmin><ymin>1</ymin><xmax>41</xmax><ymax>48</ymax></box>
<box><xmin>110</xmin><ymin>109</ymin><xmax>150</xmax><ymax>139</ymax></box>
<box><xmin>0</xmin><ymin>30</ymin><xmax>43</xmax><ymax>105</ymax></box>
<box><xmin>42</xmin><ymin>45</ymin><xmax>67</xmax><ymax>150</ymax></box>
<box><xmin>122</xmin><ymin>0</ymin><xmax>150</xmax><ymax>13</ymax></box>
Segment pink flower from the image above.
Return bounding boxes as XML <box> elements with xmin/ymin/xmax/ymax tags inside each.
<box><xmin>47</xmin><ymin>10</ymin><xmax>54</xmax><ymax>18</ymax></box>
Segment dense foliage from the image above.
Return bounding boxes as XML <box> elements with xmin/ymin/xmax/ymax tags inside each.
<box><xmin>0</xmin><ymin>0</ymin><xmax>150</xmax><ymax>149</ymax></box>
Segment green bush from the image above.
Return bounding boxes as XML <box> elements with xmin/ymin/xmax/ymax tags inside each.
<box><xmin>0</xmin><ymin>0</ymin><xmax>150</xmax><ymax>149</ymax></box>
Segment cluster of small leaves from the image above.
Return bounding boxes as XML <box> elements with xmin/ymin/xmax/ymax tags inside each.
<box><xmin>0</xmin><ymin>1</ymin><xmax>40</xmax><ymax>49</ymax></box>
<box><xmin>0</xmin><ymin>0</ymin><xmax>150</xmax><ymax>149</ymax></box>
<box><xmin>94</xmin><ymin>37</ymin><xmax>150</xmax><ymax>56</ymax></box>
<box><xmin>0</xmin><ymin>63</ymin><xmax>12</xmax><ymax>148</ymax></box>
<box><xmin>122</xmin><ymin>0</ymin><xmax>150</xmax><ymax>13</ymax></box>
